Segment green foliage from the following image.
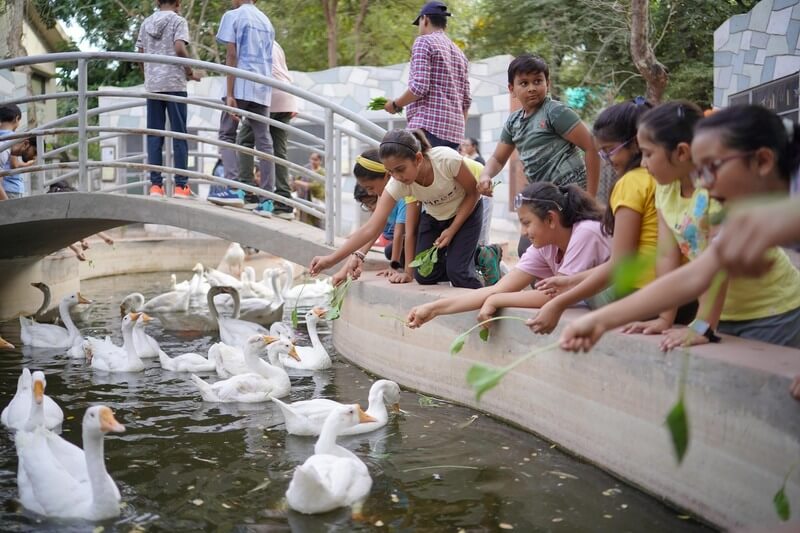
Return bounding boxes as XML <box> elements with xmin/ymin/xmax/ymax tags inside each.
<box><xmin>466</xmin><ymin>341</ymin><xmax>561</xmax><ymax>401</ymax></box>
<box><xmin>665</xmin><ymin>397</ymin><xmax>689</xmax><ymax>462</ymax></box>
<box><xmin>611</xmin><ymin>253</ymin><xmax>656</xmax><ymax>300</ymax></box>
<box><xmin>449</xmin><ymin>316</ymin><xmax>527</xmax><ymax>355</ymax></box>
<box><xmin>325</xmin><ymin>275</ymin><xmax>352</xmax><ymax>321</ymax></box>
<box><xmin>409</xmin><ymin>246</ymin><xmax>439</xmax><ymax>278</ymax></box>
<box><xmin>774</xmin><ymin>486</ymin><xmax>790</xmax><ymax>521</ymax></box>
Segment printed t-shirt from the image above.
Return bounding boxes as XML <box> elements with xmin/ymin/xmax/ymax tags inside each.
<box><xmin>655</xmin><ymin>181</ymin><xmax>719</xmax><ymax>261</ymax></box>
<box><xmin>383</xmin><ymin>200</ymin><xmax>407</xmax><ymax>240</ymax></box>
<box><xmin>499</xmin><ymin>96</ymin><xmax>585</xmax><ymax>185</ymax></box>
<box><xmin>609</xmin><ymin>167</ymin><xmax>658</xmax><ymax>287</ymax></box>
<box><xmin>135</xmin><ymin>10</ymin><xmax>190</xmax><ymax>93</ymax></box>
<box><xmin>515</xmin><ymin>220</ymin><xmax>611</xmax><ymax>279</ymax></box>
<box><xmin>384</xmin><ymin>146</ymin><xmax>471</xmax><ymax>221</ymax></box>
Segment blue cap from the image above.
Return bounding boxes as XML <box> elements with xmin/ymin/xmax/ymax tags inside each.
<box><xmin>412</xmin><ymin>1</ymin><xmax>451</xmax><ymax>25</ymax></box>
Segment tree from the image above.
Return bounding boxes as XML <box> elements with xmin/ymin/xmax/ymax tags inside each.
<box><xmin>630</xmin><ymin>0</ymin><xmax>668</xmax><ymax>103</ymax></box>
<box><xmin>321</xmin><ymin>0</ymin><xmax>339</xmax><ymax>68</ymax></box>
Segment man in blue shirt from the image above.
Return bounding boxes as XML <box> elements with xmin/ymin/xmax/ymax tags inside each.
<box><xmin>208</xmin><ymin>0</ymin><xmax>276</xmax><ymax>217</ymax></box>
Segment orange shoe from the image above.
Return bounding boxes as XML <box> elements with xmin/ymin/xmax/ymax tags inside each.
<box><xmin>149</xmin><ymin>184</ymin><xmax>164</xmax><ymax>197</ymax></box>
<box><xmin>174</xmin><ymin>185</ymin><xmax>191</xmax><ymax>199</ymax></box>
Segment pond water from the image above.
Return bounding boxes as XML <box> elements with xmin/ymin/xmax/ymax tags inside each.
<box><xmin>0</xmin><ymin>272</ymin><xmax>713</xmax><ymax>532</ymax></box>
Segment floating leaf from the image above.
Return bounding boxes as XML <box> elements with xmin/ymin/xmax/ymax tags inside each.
<box><xmin>665</xmin><ymin>398</ymin><xmax>689</xmax><ymax>463</ymax></box>
<box><xmin>774</xmin><ymin>486</ymin><xmax>790</xmax><ymax>521</ymax></box>
<box><xmin>449</xmin><ymin>315</ymin><xmax>527</xmax><ymax>355</ymax></box>
<box><xmin>611</xmin><ymin>253</ymin><xmax>655</xmax><ymax>299</ymax></box>
<box><xmin>479</xmin><ymin>328</ymin><xmax>490</xmax><ymax>342</ymax></box>
<box><xmin>466</xmin><ymin>364</ymin><xmax>508</xmax><ymax>401</ymax></box>
<box><xmin>418</xmin><ymin>394</ymin><xmax>438</xmax><ymax>407</ymax></box>
<box><xmin>449</xmin><ymin>333</ymin><xmax>468</xmax><ymax>355</ymax></box>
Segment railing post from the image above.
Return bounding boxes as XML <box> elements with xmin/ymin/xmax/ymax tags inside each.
<box><xmin>324</xmin><ymin>108</ymin><xmax>334</xmax><ymax>246</ymax></box>
<box><xmin>334</xmin><ymin>129</ymin><xmax>342</xmax><ymax>237</ymax></box>
<box><xmin>77</xmin><ymin>59</ymin><xmax>89</xmax><ymax>192</ymax></box>
<box><xmin>34</xmin><ymin>135</ymin><xmax>45</xmax><ymax>194</ymax></box>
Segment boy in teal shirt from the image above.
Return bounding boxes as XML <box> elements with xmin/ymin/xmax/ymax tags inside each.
<box><xmin>477</xmin><ymin>54</ymin><xmax>600</xmax><ymax>255</ymax></box>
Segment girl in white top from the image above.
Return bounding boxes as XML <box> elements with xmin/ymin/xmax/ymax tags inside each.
<box><xmin>310</xmin><ymin>129</ymin><xmax>484</xmax><ymax>288</ymax></box>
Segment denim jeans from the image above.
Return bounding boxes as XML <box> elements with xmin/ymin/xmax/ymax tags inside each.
<box><xmin>146</xmin><ymin>92</ymin><xmax>188</xmax><ymax>187</ymax></box>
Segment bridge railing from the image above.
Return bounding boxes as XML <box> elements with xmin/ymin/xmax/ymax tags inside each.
<box><xmin>0</xmin><ymin>51</ymin><xmax>388</xmax><ymax>244</ymax></box>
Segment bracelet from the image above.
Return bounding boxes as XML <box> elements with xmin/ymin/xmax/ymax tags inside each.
<box><xmin>391</xmin><ymin>100</ymin><xmax>398</xmax><ymax>113</ymax></box>
<box><xmin>352</xmin><ymin>251</ymin><xmax>366</xmax><ymax>262</ymax></box>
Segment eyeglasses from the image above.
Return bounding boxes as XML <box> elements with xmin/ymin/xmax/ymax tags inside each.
<box><xmin>514</xmin><ymin>193</ymin><xmax>563</xmax><ymax>211</ymax></box>
<box><xmin>689</xmin><ymin>152</ymin><xmax>754</xmax><ymax>189</ymax></box>
<box><xmin>359</xmin><ymin>197</ymin><xmax>377</xmax><ymax>212</ymax></box>
<box><xmin>597</xmin><ymin>137</ymin><xmax>635</xmax><ymax>163</ymax></box>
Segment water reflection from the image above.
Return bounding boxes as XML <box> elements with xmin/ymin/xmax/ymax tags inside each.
<box><xmin>0</xmin><ymin>272</ymin><xmax>712</xmax><ymax>532</ymax></box>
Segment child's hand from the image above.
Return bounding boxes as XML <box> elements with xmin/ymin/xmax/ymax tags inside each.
<box><xmin>476</xmin><ymin>300</ymin><xmax>498</xmax><ymax>325</ymax></box>
<box><xmin>434</xmin><ymin>228</ymin><xmax>454</xmax><ymax>249</ymax></box>
<box><xmin>534</xmin><ymin>276</ymin><xmax>574</xmax><ymax>298</ymax></box>
<box><xmin>658</xmin><ymin>327</ymin><xmax>707</xmax><ymax>352</ymax></box>
<box><xmin>714</xmin><ymin>208</ymin><xmax>777</xmax><ymax>278</ymax></box>
<box><xmin>226</xmin><ymin>96</ymin><xmax>240</xmax><ymax>123</ymax></box>
<box><xmin>407</xmin><ymin>304</ymin><xmax>434</xmax><ymax>328</ymax></box>
<box><xmin>526</xmin><ymin>301</ymin><xmax>563</xmax><ymax>334</ymax></box>
<box><xmin>331</xmin><ymin>257</ymin><xmax>360</xmax><ymax>286</ymax></box>
<box><xmin>621</xmin><ymin>317</ymin><xmax>671</xmax><ymax>335</ymax></box>
<box><xmin>477</xmin><ymin>176</ymin><xmax>494</xmax><ymax>197</ymax></box>
<box><xmin>309</xmin><ymin>255</ymin><xmax>335</xmax><ymax>276</ymax></box>
<box><xmin>559</xmin><ymin>315</ymin><xmax>607</xmax><ymax>352</ymax></box>
<box><xmin>387</xmin><ymin>271</ymin><xmax>413</xmax><ymax>284</ymax></box>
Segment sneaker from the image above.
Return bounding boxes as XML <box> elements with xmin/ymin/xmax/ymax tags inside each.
<box><xmin>207</xmin><ymin>186</ymin><xmax>245</xmax><ymax>207</ymax></box>
<box><xmin>476</xmin><ymin>244</ymin><xmax>503</xmax><ymax>286</ymax></box>
<box><xmin>253</xmin><ymin>200</ymin><xmax>274</xmax><ymax>218</ymax></box>
<box><xmin>149</xmin><ymin>184</ymin><xmax>164</xmax><ymax>197</ymax></box>
<box><xmin>274</xmin><ymin>210</ymin><xmax>295</xmax><ymax>221</ymax></box>
<box><xmin>174</xmin><ymin>185</ymin><xmax>191</xmax><ymax>199</ymax></box>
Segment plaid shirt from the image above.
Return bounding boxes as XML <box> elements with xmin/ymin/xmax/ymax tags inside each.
<box><xmin>406</xmin><ymin>32</ymin><xmax>471</xmax><ymax>144</ymax></box>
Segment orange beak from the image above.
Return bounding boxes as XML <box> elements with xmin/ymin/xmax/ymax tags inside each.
<box><xmin>140</xmin><ymin>313</ymin><xmax>152</xmax><ymax>323</ymax></box>
<box><xmin>390</xmin><ymin>403</ymin><xmax>401</xmax><ymax>414</ymax></box>
<box><xmin>312</xmin><ymin>307</ymin><xmax>326</xmax><ymax>318</ymax></box>
<box><xmin>261</xmin><ymin>335</ymin><xmax>279</xmax><ymax>344</ymax></box>
<box><xmin>33</xmin><ymin>379</ymin><xmax>44</xmax><ymax>403</ymax></box>
<box><xmin>99</xmin><ymin>407</ymin><xmax>126</xmax><ymax>433</ymax></box>
<box><xmin>77</xmin><ymin>293</ymin><xmax>92</xmax><ymax>304</ymax></box>
<box><xmin>288</xmin><ymin>345</ymin><xmax>301</xmax><ymax>361</ymax></box>
<box><xmin>357</xmin><ymin>404</ymin><xmax>376</xmax><ymax>424</ymax></box>
<box><xmin>0</xmin><ymin>336</ymin><xmax>14</xmax><ymax>350</ymax></box>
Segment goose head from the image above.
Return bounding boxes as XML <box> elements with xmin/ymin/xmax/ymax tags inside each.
<box><xmin>17</xmin><ymin>367</ymin><xmax>32</xmax><ymax>390</ymax></box>
<box><xmin>65</xmin><ymin>292</ymin><xmax>92</xmax><ymax>308</ymax></box>
<box><xmin>170</xmin><ymin>274</ymin><xmax>178</xmax><ymax>291</ymax></box>
<box><xmin>325</xmin><ymin>404</ymin><xmax>377</xmax><ymax>434</ymax></box>
<box><xmin>306</xmin><ymin>307</ymin><xmax>327</xmax><ymax>323</ymax></box>
<box><xmin>120</xmin><ymin>293</ymin><xmax>145</xmax><ymax>317</ymax></box>
<box><xmin>266</xmin><ymin>336</ymin><xmax>300</xmax><ymax>364</ymax></box>
<box><xmin>0</xmin><ymin>335</ymin><xmax>14</xmax><ymax>350</ymax></box>
<box><xmin>376</xmin><ymin>380</ymin><xmax>402</xmax><ymax>413</ymax></box>
<box><xmin>243</xmin><ymin>334</ymin><xmax>276</xmax><ymax>357</ymax></box>
<box><xmin>31</xmin><ymin>281</ymin><xmax>50</xmax><ymax>294</ymax></box>
<box><xmin>242</xmin><ymin>266</ymin><xmax>256</xmax><ymax>283</ymax></box>
<box><xmin>133</xmin><ymin>312</ymin><xmax>152</xmax><ymax>331</ymax></box>
<box><xmin>83</xmin><ymin>405</ymin><xmax>125</xmax><ymax>435</ymax></box>
<box><xmin>31</xmin><ymin>370</ymin><xmax>47</xmax><ymax>405</ymax></box>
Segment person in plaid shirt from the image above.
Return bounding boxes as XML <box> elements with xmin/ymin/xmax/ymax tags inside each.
<box><xmin>384</xmin><ymin>1</ymin><xmax>470</xmax><ymax>149</ymax></box>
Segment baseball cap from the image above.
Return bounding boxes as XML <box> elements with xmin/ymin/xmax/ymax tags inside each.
<box><xmin>412</xmin><ymin>1</ymin><xmax>451</xmax><ymax>25</ymax></box>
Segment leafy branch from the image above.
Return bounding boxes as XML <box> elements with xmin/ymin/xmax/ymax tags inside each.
<box><xmin>409</xmin><ymin>246</ymin><xmax>439</xmax><ymax>278</ymax></box>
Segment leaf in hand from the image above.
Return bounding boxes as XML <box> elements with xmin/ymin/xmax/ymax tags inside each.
<box><xmin>366</xmin><ymin>96</ymin><xmax>387</xmax><ymax>110</ymax></box>
<box><xmin>466</xmin><ymin>363</ymin><xmax>508</xmax><ymax>401</ymax></box>
<box><xmin>449</xmin><ymin>333</ymin><xmax>468</xmax><ymax>355</ymax></box>
<box><xmin>479</xmin><ymin>328</ymin><xmax>490</xmax><ymax>342</ymax></box>
<box><xmin>665</xmin><ymin>398</ymin><xmax>689</xmax><ymax>463</ymax></box>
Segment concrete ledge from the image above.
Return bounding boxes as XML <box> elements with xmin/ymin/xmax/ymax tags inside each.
<box><xmin>332</xmin><ymin>273</ymin><xmax>800</xmax><ymax>530</ymax></box>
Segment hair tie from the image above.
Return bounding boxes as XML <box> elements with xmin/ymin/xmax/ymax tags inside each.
<box><xmin>633</xmin><ymin>96</ymin><xmax>646</xmax><ymax>106</ymax></box>
<box><xmin>380</xmin><ymin>140</ymin><xmax>419</xmax><ymax>154</ymax></box>
<box><xmin>355</xmin><ymin>155</ymin><xmax>386</xmax><ymax>174</ymax></box>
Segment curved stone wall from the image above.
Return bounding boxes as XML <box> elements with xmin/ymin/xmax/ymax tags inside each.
<box><xmin>333</xmin><ymin>273</ymin><xmax>800</xmax><ymax>530</ymax></box>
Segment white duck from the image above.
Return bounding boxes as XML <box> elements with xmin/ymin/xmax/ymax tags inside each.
<box><xmin>209</xmin><ymin>335</ymin><xmax>297</xmax><ymax>378</ymax></box>
<box><xmin>208</xmin><ymin>286</ymin><xmax>268</xmax><ymax>347</ymax></box>
<box><xmin>2</xmin><ymin>369</ymin><xmax>64</xmax><ymax>431</ymax></box>
<box><xmin>272</xmin><ymin>379</ymin><xmax>401</xmax><ymax>437</ymax></box>
<box><xmin>205</xmin><ymin>265</ymin><xmax>245</xmax><ymax>291</ymax></box>
<box><xmin>0</xmin><ymin>335</ymin><xmax>13</xmax><ymax>349</ymax></box>
<box><xmin>84</xmin><ymin>313</ymin><xmax>145</xmax><ymax>373</ymax></box>
<box><xmin>285</xmin><ymin>278</ymin><xmax>333</xmax><ymax>308</ymax></box>
<box><xmin>270</xmin><ymin>321</ymin><xmax>295</xmax><ymax>343</ymax></box>
<box><xmin>213</xmin><ymin>271</ymin><xmax>284</xmax><ymax>325</ymax></box>
<box><xmin>216</xmin><ymin>242</ymin><xmax>245</xmax><ymax>278</ymax></box>
<box><xmin>158</xmin><ymin>347</ymin><xmax>216</xmax><ymax>373</ymax></box>
<box><xmin>15</xmin><ymin>404</ymin><xmax>124</xmax><ymax>520</ymax></box>
<box><xmin>285</xmin><ymin>404</ymin><xmax>375</xmax><ymax>515</ymax></box>
<box><xmin>281</xmin><ymin>308</ymin><xmax>331</xmax><ymax>371</ymax></box>
<box><xmin>19</xmin><ymin>292</ymin><xmax>91</xmax><ymax>355</ymax></box>
<box><xmin>191</xmin><ymin>335</ymin><xmax>298</xmax><ymax>402</ymax></box>
<box><xmin>119</xmin><ymin>284</ymin><xmax>190</xmax><ymax>315</ymax></box>
<box><xmin>131</xmin><ymin>313</ymin><xmax>160</xmax><ymax>358</ymax></box>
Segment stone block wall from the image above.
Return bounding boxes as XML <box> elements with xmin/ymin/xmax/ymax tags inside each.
<box><xmin>714</xmin><ymin>0</ymin><xmax>800</xmax><ymax>107</ymax></box>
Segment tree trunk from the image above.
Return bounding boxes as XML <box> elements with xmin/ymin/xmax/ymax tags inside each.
<box><xmin>353</xmin><ymin>0</ymin><xmax>369</xmax><ymax>66</ymax></box>
<box><xmin>629</xmin><ymin>0</ymin><xmax>668</xmax><ymax>103</ymax></box>
<box><xmin>321</xmin><ymin>0</ymin><xmax>339</xmax><ymax>68</ymax></box>
<box><xmin>6</xmin><ymin>0</ymin><xmax>26</xmax><ymax>59</ymax></box>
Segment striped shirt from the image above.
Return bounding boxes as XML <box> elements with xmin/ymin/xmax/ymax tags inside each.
<box><xmin>406</xmin><ymin>32</ymin><xmax>471</xmax><ymax>145</ymax></box>
<box><xmin>216</xmin><ymin>3</ymin><xmax>274</xmax><ymax>106</ymax></box>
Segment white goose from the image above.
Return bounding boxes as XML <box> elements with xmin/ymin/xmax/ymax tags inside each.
<box><xmin>272</xmin><ymin>379</ymin><xmax>401</xmax><ymax>437</ymax></box>
<box><xmin>0</xmin><ymin>336</ymin><xmax>13</xmax><ymax>350</ymax></box>
<box><xmin>209</xmin><ymin>335</ymin><xmax>296</xmax><ymax>378</ymax></box>
<box><xmin>270</xmin><ymin>321</ymin><xmax>295</xmax><ymax>343</ymax></box>
<box><xmin>158</xmin><ymin>347</ymin><xmax>216</xmax><ymax>373</ymax></box>
<box><xmin>1</xmin><ymin>368</ymin><xmax>64</xmax><ymax>430</ymax></box>
<box><xmin>281</xmin><ymin>308</ymin><xmax>330</xmax><ymax>371</ymax></box>
<box><xmin>216</xmin><ymin>242</ymin><xmax>245</xmax><ymax>278</ymax></box>
<box><xmin>191</xmin><ymin>335</ymin><xmax>298</xmax><ymax>402</ymax></box>
<box><xmin>84</xmin><ymin>313</ymin><xmax>145</xmax><ymax>373</ymax></box>
<box><xmin>208</xmin><ymin>286</ymin><xmax>268</xmax><ymax>347</ymax></box>
<box><xmin>205</xmin><ymin>265</ymin><xmax>244</xmax><ymax>291</ymax></box>
<box><xmin>19</xmin><ymin>292</ymin><xmax>91</xmax><ymax>355</ymax></box>
<box><xmin>213</xmin><ymin>271</ymin><xmax>284</xmax><ymax>325</ymax></box>
<box><xmin>285</xmin><ymin>404</ymin><xmax>375</xmax><ymax>515</ymax></box>
<box><xmin>30</xmin><ymin>282</ymin><xmax>52</xmax><ymax>321</ymax></box>
<box><xmin>285</xmin><ymin>278</ymin><xmax>333</xmax><ymax>308</ymax></box>
<box><xmin>131</xmin><ymin>313</ymin><xmax>160</xmax><ymax>358</ymax></box>
<box><xmin>16</xmin><ymin>404</ymin><xmax>125</xmax><ymax>520</ymax></box>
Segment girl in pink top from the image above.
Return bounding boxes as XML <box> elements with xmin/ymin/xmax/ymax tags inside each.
<box><xmin>407</xmin><ymin>181</ymin><xmax>611</xmax><ymax>328</ymax></box>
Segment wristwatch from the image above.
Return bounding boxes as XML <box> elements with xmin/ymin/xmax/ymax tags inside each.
<box><xmin>390</xmin><ymin>100</ymin><xmax>399</xmax><ymax>113</ymax></box>
<box><xmin>688</xmin><ymin>319</ymin><xmax>721</xmax><ymax>343</ymax></box>
<box><xmin>390</xmin><ymin>260</ymin><xmax>402</xmax><ymax>270</ymax></box>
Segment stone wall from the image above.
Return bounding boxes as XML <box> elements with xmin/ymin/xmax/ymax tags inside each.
<box><xmin>714</xmin><ymin>0</ymin><xmax>800</xmax><ymax>108</ymax></box>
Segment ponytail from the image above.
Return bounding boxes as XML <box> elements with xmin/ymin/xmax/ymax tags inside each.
<box><xmin>519</xmin><ymin>182</ymin><xmax>602</xmax><ymax>228</ymax></box>
<box><xmin>637</xmin><ymin>100</ymin><xmax>703</xmax><ymax>151</ymax></box>
<box><xmin>379</xmin><ymin>128</ymin><xmax>431</xmax><ymax>161</ymax></box>
<box><xmin>695</xmin><ymin>104</ymin><xmax>798</xmax><ymax>182</ymax></box>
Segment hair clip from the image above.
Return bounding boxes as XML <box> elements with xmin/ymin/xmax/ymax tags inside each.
<box><xmin>633</xmin><ymin>96</ymin><xmax>646</xmax><ymax>106</ymax></box>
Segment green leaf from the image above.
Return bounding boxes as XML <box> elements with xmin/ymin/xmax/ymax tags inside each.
<box><xmin>611</xmin><ymin>253</ymin><xmax>656</xmax><ymax>299</ymax></box>
<box><xmin>449</xmin><ymin>333</ymin><xmax>468</xmax><ymax>355</ymax></box>
<box><xmin>410</xmin><ymin>246</ymin><xmax>438</xmax><ymax>276</ymax></box>
<box><xmin>366</xmin><ymin>96</ymin><xmax>388</xmax><ymax>110</ymax></box>
<box><xmin>479</xmin><ymin>328</ymin><xmax>490</xmax><ymax>342</ymax></box>
<box><xmin>466</xmin><ymin>364</ymin><xmax>508</xmax><ymax>401</ymax></box>
<box><xmin>774</xmin><ymin>486</ymin><xmax>791</xmax><ymax>521</ymax></box>
<box><xmin>431</xmin><ymin>246</ymin><xmax>439</xmax><ymax>264</ymax></box>
<box><xmin>325</xmin><ymin>275</ymin><xmax>352</xmax><ymax>321</ymax></box>
<box><xmin>665</xmin><ymin>398</ymin><xmax>689</xmax><ymax>463</ymax></box>
<box><xmin>290</xmin><ymin>308</ymin><xmax>298</xmax><ymax>329</ymax></box>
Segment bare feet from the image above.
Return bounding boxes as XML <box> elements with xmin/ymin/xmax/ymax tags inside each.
<box><xmin>69</xmin><ymin>244</ymin><xmax>87</xmax><ymax>261</ymax></box>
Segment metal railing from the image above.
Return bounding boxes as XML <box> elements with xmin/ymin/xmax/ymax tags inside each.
<box><xmin>0</xmin><ymin>51</ymin><xmax>388</xmax><ymax>244</ymax></box>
